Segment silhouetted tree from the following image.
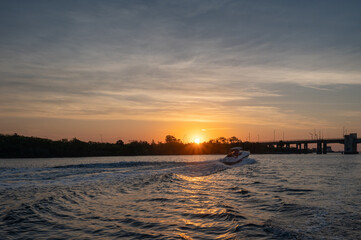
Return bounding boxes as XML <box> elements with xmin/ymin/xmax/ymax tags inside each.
<box><xmin>165</xmin><ymin>135</ymin><xmax>180</xmax><ymax>143</ymax></box>
<box><xmin>0</xmin><ymin>133</ymin><xmax>305</xmax><ymax>158</ymax></box>
<box><xmin>217</xmin><ymin>137</ymin><xmax>227</xmax><ymax>144</ymax></box>
<box><xmin>229</xmin><ymin>136</ymin><xmax>240</xmax><ymax>144</ymax></box>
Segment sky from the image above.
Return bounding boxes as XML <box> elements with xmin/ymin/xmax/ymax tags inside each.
<box><xmin>0</xmin><ymin>0</ymin><xmax>361</xmax><ymax>143</ymax></box>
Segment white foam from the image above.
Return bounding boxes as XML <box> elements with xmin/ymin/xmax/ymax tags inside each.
<box><xmin>220</xmin><ymin>157</ymin><xmax>256</xmax><ymax>167</ymax></box>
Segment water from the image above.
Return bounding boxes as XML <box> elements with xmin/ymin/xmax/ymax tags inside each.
<box><xmin>0</xmin><ymin>154</ymin><xmax>360</xmax><ymax>239</ymax></box>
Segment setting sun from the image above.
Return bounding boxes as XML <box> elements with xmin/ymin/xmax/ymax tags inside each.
<box><xmin>194</xmin><ymin>138</ymin><xmax>200</xmax><ymax>144</ymax></box>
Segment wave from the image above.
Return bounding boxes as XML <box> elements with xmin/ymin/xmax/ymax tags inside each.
<box><xmin>53</xmin><ymin>161</ymin><xmax>178</xmax><ymax>169</ymax></box>
<box><xmin>52</xmin><ymin>157</ymin><xmax>256</xmax><ymax>170</ymax></box>
<box><xmin>0</xmin><ymin>157</ymin><xmax>257</xmax><ymax>191</ymax></box>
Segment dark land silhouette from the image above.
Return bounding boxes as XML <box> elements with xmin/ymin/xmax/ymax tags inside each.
<box><xmin>0</xmin><ymin>134</ymin><xmax>307</xmax><ymax>158</ymax></box>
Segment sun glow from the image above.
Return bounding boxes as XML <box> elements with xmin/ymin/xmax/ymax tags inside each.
<box><xmin>194</xmin><ymin>138</ymin><xmax>200</xmax><ymax>144</ymax></box>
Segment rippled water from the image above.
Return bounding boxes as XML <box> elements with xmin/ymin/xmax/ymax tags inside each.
<box><xmin>0</xmin><ymin>154</ymin><xmax>360</xmax><ymax>239</ymax></box>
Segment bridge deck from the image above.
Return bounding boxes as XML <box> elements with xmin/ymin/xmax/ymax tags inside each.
<box><xmin>260</xmin><ymin>138</ymin><xmax>350</xmax><ymax>145</ymax></box>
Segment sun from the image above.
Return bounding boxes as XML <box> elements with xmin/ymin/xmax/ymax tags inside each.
<box><xmin>194</xmin><ymin>138</ymin><xmax>200</xmax><ymax>144</ymax></box>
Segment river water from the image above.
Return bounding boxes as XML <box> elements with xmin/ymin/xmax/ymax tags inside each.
<box><xmin>0</xmin><ymin>154</ymin><xmax>360</xmax><ymax>239</ymax></box>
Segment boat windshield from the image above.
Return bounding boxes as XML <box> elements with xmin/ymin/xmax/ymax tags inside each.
<box><xmin>227</xmin><ymin>149</ymin><xmax>239</xmax><ymax>157</ymax></box>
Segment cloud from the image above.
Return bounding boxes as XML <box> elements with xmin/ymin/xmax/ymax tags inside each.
<box><xmin>0</xmin><ymin>0</ymin><xmax>360</xmax><ymax>131</ymax></box>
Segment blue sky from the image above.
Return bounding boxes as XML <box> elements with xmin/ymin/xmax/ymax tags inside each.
<box><xmin>0</xmin><ymin>0</ymin><xmax>360</xmax><ymax>142</ymax></box>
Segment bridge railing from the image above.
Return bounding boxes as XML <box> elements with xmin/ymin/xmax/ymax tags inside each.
<box><xmin>259</xmin><ymin>138</ymin><xmax>345</xmax><ymax>144</ymax></box>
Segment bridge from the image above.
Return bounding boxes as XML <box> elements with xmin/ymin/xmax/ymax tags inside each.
<box><xmin>261</xmin><ymin>133</ymin><xmax>360</xmax><ymax>154</ymax></box>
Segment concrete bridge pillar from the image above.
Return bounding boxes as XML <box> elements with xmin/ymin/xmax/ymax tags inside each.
<box><xmin>317</xmin><ymin>142</ymin><xmax>322</xmax><ymax>154</ymax></box>
<box><xmin>304</xmin><ymin>143</ymin><xmax>308</xmax><ymax>150</ymax></box>
<box><xmin>344</xmin><ymin>133</ymin><xmax>358</xmax><ymax>154</ymax></box>
<box><xmin>322</xmin><ymin>142</ymin><xmax>328</xmax><ymax>154</ymax></box>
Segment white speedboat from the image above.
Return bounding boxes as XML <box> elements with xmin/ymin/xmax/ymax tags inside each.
<box><xmin>220</xmin><ymin>147</ymin><xmax>250</xmax><ymax>165</ymax></box>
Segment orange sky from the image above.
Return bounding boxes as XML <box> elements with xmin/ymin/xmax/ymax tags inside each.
<box><xmin>0</xmin><ymin>117</ymin><xmax>357</xmax><ymax>145</ymax></box>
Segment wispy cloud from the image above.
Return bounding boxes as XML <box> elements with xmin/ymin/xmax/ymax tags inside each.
<box><xmin>0</xmin><ymin>0</ymin><xmax>360</xmax><ymax>136</ymax></box>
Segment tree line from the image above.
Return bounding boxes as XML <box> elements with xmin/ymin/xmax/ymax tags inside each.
<box><xmin>0</xmin><ymin>133</ymin><xmax>301</xmax><ymax>158</ymax></box>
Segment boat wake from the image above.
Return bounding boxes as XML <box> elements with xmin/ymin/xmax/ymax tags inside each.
<box><xmin>0</xmin><ymin>157</ymin><xmax>257</xmax><ymax>189</ymax></box>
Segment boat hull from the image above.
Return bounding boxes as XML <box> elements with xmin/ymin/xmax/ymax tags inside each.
<box><xmin>220</xmin><ymin>151</ymin><xmax>250</xmax><ymax>165</ymax></box>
